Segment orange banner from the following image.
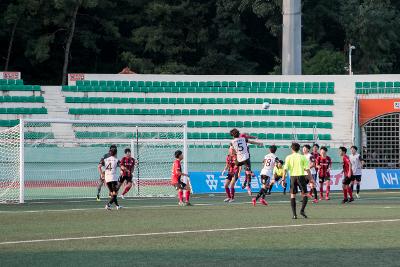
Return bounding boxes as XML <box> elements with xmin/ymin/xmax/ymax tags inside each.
<box><xmin>359</xmin><ymin>98</ymin><xmax>400</xmax><ymax>125</ymax></box>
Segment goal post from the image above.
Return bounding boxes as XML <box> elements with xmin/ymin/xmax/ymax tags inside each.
<box><xmin>1</xmin><ymin>118</ymin><xmax>187</xmax><ymax>203</ymax></box>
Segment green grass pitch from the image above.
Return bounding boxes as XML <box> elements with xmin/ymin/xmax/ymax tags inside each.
<box><xmin>0</xmin><ymin>191</ymin><xmax>399</xmax><ymax>267</ymax></box>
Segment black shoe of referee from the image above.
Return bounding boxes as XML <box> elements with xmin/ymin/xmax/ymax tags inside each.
<box><xmin>300</xmin><ymin>211</ymin><xmax>308</xmax><ymax>219</ymax></box>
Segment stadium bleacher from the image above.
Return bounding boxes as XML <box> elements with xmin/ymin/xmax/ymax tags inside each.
<box><xmin>355</xmin><ymin>81</ymin><xmax>400</xmax><ymax>94</ymax></box>
<box><xmin>61</xmin><ymin>79</ymin><xmax>335</xmax><ymax>142</ymax></box>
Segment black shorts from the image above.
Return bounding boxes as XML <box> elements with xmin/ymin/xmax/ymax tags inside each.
<box><xmin>235</xmin><ymin>158</ymin><xmax>252</xmax><ymax>172</ymax></box>
<box><xmin>226</xmin><ymin>173</ymin><xmax>238</xmax><ymax>181</ymax></box>
<box><xmin>352</xmin><ymin>175</ymin><xmax>362</xmax><ymax>182</ymax></box>
<box><xmin>273</xmin><ymin>175</ymin><xmax>283</xmax><ymax>183</ymax></box>
<box><xmin>261</xmin><ymin>175</ymin><xmax>271</xmax><ymax>185</ymax></box>
<box><xmin>106</xmin><ymin>181</ymin><xmax>119</xmax><ymax>192</ymax></box>
<box><xmin>290</xmin><ymin>176</ymin><xmax>308</xmax><ymax>194</ymax></box>
<box><xmin>119</xmin><ymin>175</ymin><xmax>133</xmax><ymax>183</ymax></box>
<box><xmin>342</xmin><ymin>176</ymin><xmax>352</xmax><ymax>185</ymax></box>
<box><xmin>319</xmin><ymin>176</ymin><xmax>330</xmax><ymax>183</ymax></box>
<box><xmin>172</xmin><ymin>180</ymin><xmax>187</xmax><ymax>190</ymax></box>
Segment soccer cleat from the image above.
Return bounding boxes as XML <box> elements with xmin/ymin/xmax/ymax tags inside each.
<box><xmin>224</xmin><ymin>198</ymin><xmax>231</xmax><ymax>202</ymax></box>
<box><xmin>312</xmin><ymin>199</ymin><xmax>318</xmax><ymax>204</ymax></box>
<box><xmin>300</xmin><ymin>211</ymin><xmax>308</xmax><ymax>218</ymax></box>
<box><xmin>260</xmin><ymin>198</ymin><xmax>268</xmax><ymax>206</ymax></box>
<box><xmin>105</xmin><ymin>204</ymin><xmax>112</xmax><ymax>210</ymax></box>
<box><xmin>116</xmin><ymin>205</ymin><xmax>123</xmax><ymax>210</ymax></box>
<box><xmin>252</xmin><ymin>198</ymin><xmax>256</xmax><ymax>206</ymax></box>
<box><xmin>96</xmin><ymin>195</ymin><xmax>100</xmax><ymax>201</ymax></box>
<box><xmin>120</xmin><ymin>194</ymin><xmax>125</xmax><ymax>199</ymax></box>
<box><xmin>228</xmin><ymin>198</ymin><xmax>235</xmax><ymax>203</ymax></box>
<box><xmin>246</xmin><ymin>186</ymin><xmax>252</xmax><ymax>196</ymax></box>
<box><xmin>325</xmin><ymin>196</ymin><xmax>330</xmax><ymax>201</ymax></box>
<box><xmin>356</xmin><ymin>193</ymin><xmax>360</xmax><ymax>199</ymax></box>
<box><xmin>341</xmin><ymin>198</ymin><xmax>349</xmax><ymax>204</ymax></box>
<box><xmin>292</xmin><ymin>215</ymin><xmax>298</xmax><ymax>219</ymax></box>
<box><xmin>185</xmin><ymin>202</ymin><xmax>192</xmax><ymax>206</ymax></box>
<box><xmin>349</xmin><ymin>197</ymin><xmax>354</xmax><ymax>203</ymax></box>
<box><xmin>178</xmin><ymin>201</ymin><xmax>185</xmax><ymax>206</ymax></box>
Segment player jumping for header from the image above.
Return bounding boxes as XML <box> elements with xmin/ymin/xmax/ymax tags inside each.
<box><xmin>230</xmin><ymin>128</ymin><xmax>263</xmax><ymax>196</ymax></box>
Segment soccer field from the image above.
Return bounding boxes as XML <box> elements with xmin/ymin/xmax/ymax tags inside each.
<box><xmin>0</xmin><ymin>191</ymin><xmax>400</xmax><ymax>267</ymax></box>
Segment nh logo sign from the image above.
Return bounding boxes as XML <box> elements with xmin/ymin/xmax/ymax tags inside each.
<box><xmin>381</xmin><ymin>172</ymin><xmax>399</xmax><ymax>185</ymax></box>
<box><xmin>376</xmin><ymin>170</ymin><xmax>400</xmax><ymax>189</ymax></box>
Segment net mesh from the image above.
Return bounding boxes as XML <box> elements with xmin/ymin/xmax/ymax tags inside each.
<box><xmin>0</xmin><ymin>125</ymin><xmax>20</xmax><ymax>203</ymax></box>
<box><xmin>20</xmin><ymin>120</ymin><xmax>185</xmax><ymax>200</ymax></box>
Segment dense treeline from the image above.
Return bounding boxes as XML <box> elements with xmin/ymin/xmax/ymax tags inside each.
<box><xmin>0</xmin><ymin>0</ymin><xmax>399</xmax><ymax>84</ymax></box>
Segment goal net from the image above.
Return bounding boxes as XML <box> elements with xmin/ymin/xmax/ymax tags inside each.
<box><xmin>1</xmin><ymin>119</ymin><xmax>187</xmax><ymax>203</ymax></box>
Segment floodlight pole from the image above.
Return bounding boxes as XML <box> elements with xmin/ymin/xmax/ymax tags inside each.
<box><xmin>349</xmin><ymin>45</ymin><xmax>356</xmax><ymax>75</ymax></box>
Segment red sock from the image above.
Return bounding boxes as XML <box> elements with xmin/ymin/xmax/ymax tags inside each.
<box><xmin>225</xmin><ymin>188</ymin><xmax>231</xmax><ymax>198</ymax></box>
<box><xmin>185</xmin><ymin>190</ymin><xmax>190</xmax><ymax>202</ymax></box>
<box><xmin>320</xmin><ymin>184</ymin><xmax>324</xmax><ymax>198</ymax></box>
<box><xmin>230</xmin><ymin>188</ymin><xmax>235</xmax><ymax>199</ymax></box>
<box><xmin>343</xmin><ymin>188</ymin><xmax>347</xmax><ymax>199</ymax></box>
<box><xmin>326</xmin><ymin>185</ymin><xmax>330</xmax><ymax>198</ymax></box>
<box><xmin>348</xmin><ymin>187</ymin><xmax>353</xmax><ymax>199</ymax></box>
<box><xmin>122</xmin><ymin>184</ymin><xmax>132</xmax><ymax>195</ymax></box>
<box><xmin>178</xmin><ymin>191</ymin><xmax>183</xmax><ymax>202</ymax></box>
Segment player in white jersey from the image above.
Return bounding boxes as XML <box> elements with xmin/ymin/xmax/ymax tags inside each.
<box><xmin>349</xmin><ymin>146</ymin><xmax>365</xmax><ymax>198</ymax></box>
<box><xmin>230</xmin><ymin>128</ymin><xmax>263</xmax><ymax>196</ymax></box>
<box><xmin>98</xmin><ymin>146</ymin><xmax>125</xmax><ymax>210</ymax></box>
<box><xmin>302</xmin><ymin>145</ymin><xmax>318</xmax><ymax>203</ymax></box>
<box><xmin>252</xmin><ymin>145</ymin><xmax>278</xmax><ymax>206</ymax></box>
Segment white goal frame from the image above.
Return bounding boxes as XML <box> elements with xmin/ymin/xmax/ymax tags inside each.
<box><xmin>16</xmin><ymin>118</ymin><xmax>188</xmax><ymax>203</ymax></box>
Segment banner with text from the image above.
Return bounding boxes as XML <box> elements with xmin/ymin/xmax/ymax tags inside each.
<box><xmin>189</xmin><ymin>169</ymin><xmax>381</xmax><ymax>194</ymax></box>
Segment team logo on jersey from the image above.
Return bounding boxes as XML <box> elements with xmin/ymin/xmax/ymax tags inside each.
<box><xmin>205</xmin><ymin>175</ymin><xmax>218</xmax><ymax>190</ymax></box>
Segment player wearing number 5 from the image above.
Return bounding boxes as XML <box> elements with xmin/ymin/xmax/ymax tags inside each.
<box><xmin>230</xmin><ymin>128</ymin><xmax>263</xmax><ymax>196</ymax></box>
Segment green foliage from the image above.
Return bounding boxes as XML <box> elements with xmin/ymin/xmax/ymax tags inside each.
<box><xmin>0</xmin><ymin>0</ymin><xmax>399</xmax><ymax>84</ymax></box>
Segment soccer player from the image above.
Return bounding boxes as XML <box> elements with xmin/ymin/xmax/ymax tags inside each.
<box><xmin>349</xmin><ymin>146</ymin><xmax>365</xmax><ymax>198</ymax></box>
<box><xmin>282</xmin><ymin>143</ymin><xmax>311</xmax><ymax>219</ymax></box>
<box><xmin>315</xmin><ymin>146</ymin><xmax>332</xmax><ymax>200</ymax></box>
<box><xmin>339</xmin><ymin>147</ymin><xmax>354</xmax><ymax>204</ymax></box>
<box><xmin>119</xmin><ymin>148</ymin><xmax>136</xmax><ymax>199</ymax></box>
<box><xmin>271</xmin><ymin>160</ymin><xmax>287</xmax><ymax>195</ymax></box>
<box><xmin>99</xmin><ymin>146</ymin><xmax>124</xmax><ymax>210</ymax></box>
<box><xmin>171</xmin><ymin>150</ymin><xmax>191</xmax><ymax>206</ymax></box>
<box><xmin>221</xmin><ymin>145</ymin><xmax>241</xmax><ymax>203</ymax></box>
<box><xmin>312</xmin><ymin>144</ymin><xmax>320</xmax><ymax>160</ymax></box>
<box><xmin>96</xmin><ymin>144</ymin><xmax>117</xmax><ymax>201</ymax></box>
<box><xmin>253</xmin><ymin>145</ymin><xmax>278</xmax><ymax>206</ymax></box>
<box><xmin>302</xmin><ymin>144</ymin><xmax>318</xmax><ymax>203</ymax></box>
<box><xmin>230</xmin><ymin>128</ymin><xmax>263</xmax><ymax>196</ymax></box>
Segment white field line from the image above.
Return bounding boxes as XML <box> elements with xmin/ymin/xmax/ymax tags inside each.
<box><xmin>0</xmin><ymin>218</ymin><xmax>399</xmax><ymax>246</ymax></box>
<box><xmin>1</xmin><ymin>195</ymin><xmax>400</xmax><ymax>214</ymax></box>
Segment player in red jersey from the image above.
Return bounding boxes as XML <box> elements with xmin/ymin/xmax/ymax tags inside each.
<box><xmin>171</xmin><ymin>150</ymin><xmax>191</xmax><ymax>206</ymax></box>
<box><xmin>339</xmin><ymin>147</ymin><xmax>353</xmax><ymax>204</ymax></box>
<box><xmin>119</xmin><ymin>148</ymin><xmax>137</xmax><ymax>199</ymax></box>
<box><xmin>316</xmin><ymin>146</ymin><xmax>332</xmax><ymax>200</ymax></box>
<box><xmin>221</xmin><ymin>145</ymin><xmax>241</xmax><ymax>203</ymax></box>
<box><xmin>312</xmin><ymin>144</ymin><xmax>320</xmax><ymax>161</ymax></box>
